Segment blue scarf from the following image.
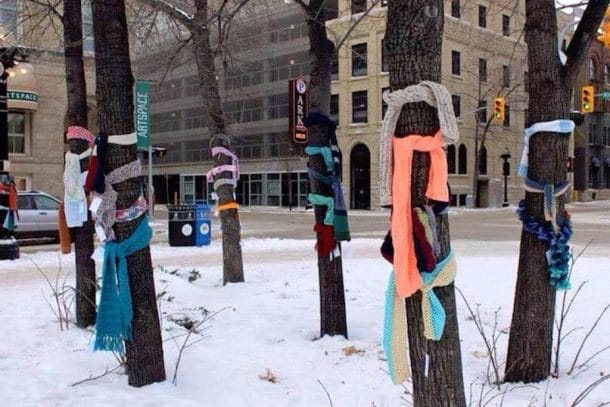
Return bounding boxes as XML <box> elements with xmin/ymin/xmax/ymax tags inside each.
<box><xmin>94</xmin><ymin>216</ymin><xmax>152</xmax><ymax>354</ymax></box>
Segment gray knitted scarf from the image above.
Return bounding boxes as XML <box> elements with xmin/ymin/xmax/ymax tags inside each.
<box><xmin>379</xmin><ymin>81</ymin><xmax>460</xmax><ymax>207</ymax></box>
<box><xmin>95</xmin><ymin>159</ymin><xmax>142</xmax><ymax>241</ymax></box>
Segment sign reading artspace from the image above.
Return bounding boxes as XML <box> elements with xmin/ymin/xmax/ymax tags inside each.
<box><xmin>135</xmin><ymin>80</ymin><xmax>150</xmax><ymax>151</ymax></box>
<box><xmin>8</xmin><ymin>90</ymin><xmax>39</xmax><ymax>110</ymax></box>
<box><xmin>289</xmin><ymin>77</ymin><xmax>308</xmax><ymax>143</ymax></box>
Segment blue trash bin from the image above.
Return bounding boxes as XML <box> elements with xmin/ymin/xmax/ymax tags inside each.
<box><xmin>195</xmin><ymin>203</ymin><xmax>212</xmax><ymax>246</ymax></box>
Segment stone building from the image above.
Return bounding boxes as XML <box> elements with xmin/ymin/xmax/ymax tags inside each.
<box><xmin>328</xmin><ymin>0</ymin><xmax>531</xmax><ymax>208</ymax></box>
<box><xmin>2</xmin><ymin>1</ymin><xmax>96</xmax><ymax>198</ymax></box>
<box><xmin>573</xmin><ymin>37</ymin><xmax>610</xmax><ymax>200</ymax></box>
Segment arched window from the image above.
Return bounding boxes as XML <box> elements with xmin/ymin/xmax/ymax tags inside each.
<box><xmin>605</xmin><ymin>64</ymin><xmax>610</xmax><ymax>84</ymax></box>
<box><xmin>458</xmin><ymin>144</ymin><xmax>467</xmax><ymax>174</ymax></box>
<box><xmin>589</xmin><ymin>58</ymin><xmax>596</xmax><ymax>80</ymax></box>
<box><xmin>447</xmin><ymin>145</ymin><xmax>456</xmax><ymax>174</ymax></box>
<box><xmin>479</xmin><ymin>146</ymin><xmax>488</xmax><ymax>175</ymax></box>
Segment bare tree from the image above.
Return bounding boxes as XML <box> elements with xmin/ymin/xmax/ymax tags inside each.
<box><xmin>384</xmin><ymin>0</ymin><xmax>466</xmax><ymax>405</ymax></box>
<box><xmin>293</xmin><ymin>0</ymin><xmax>348</xmax><ymax>338</ymax></box>
<box><xmin>63</xmin><ymin>0</ymin><xmax>96</xmax><ymax>328</ymax></box>
<box><xmin>505</xmin><ymin>0</ymin><xmax>609</xmax><ymax>383</ymax></box>
<box><xmin>137</xmin><ymin>0</ymin><xmax>246</xmax><ymax>285</ymax></box>
<box><xmin>90</xmin><ymin>0</ymin><xmax>165</xmax><ymax>387</ymax></box>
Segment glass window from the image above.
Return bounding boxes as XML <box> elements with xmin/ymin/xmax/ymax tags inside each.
<box><xmin>458</xmin><ymin>144</ymin><xmax>467</xmax><ymax>174</ymax></box>
<box><xmin>381</xmin><ymin>87</ymin><xmax>389</xmax><ymax>119</ymax></box>
<box><xmin>451</xmin><ymin>50</ymin><xmax>461</xmax><ymax>76</ymax></box>
<box><xmin>352</xmin><ymin>0</ymin><xmax>366</xmax><ymax>14</ymax></box>
<box><xmin>479</xmin><ymin>58</ymin><xmax>487</xmax><ymax>82</ymax></box>
<box><xmin>331</xmin><ymin>49</ymin><xmax>339</xmax><ymax>81</ymax></box>
<box><xmin>451</xmin><ymin>0</ymin><xmax>460</xmax><ymax>18</ymax></box>
<box><xmin>8</xmin><ymin>112</ymin><xmax>25</xmax><ymax>154</ymax></box>
<box><xmin>477</xmin><ymin>100</ymin><xmax>487</xmax><ymax>124</ymax></box>
<box><xmin>34</xmin><ymin>195</ymin><xmax>60</xmax><ymax>210</ymax></box>
<box><xmin>478</xmin><ymin>5</ymin><xmax>487</xmax><ymax>28</ymax></box>
<box><xmin>325</xmin><ymin>0</ymin><xmax>339</xmax><ymax>19</ymax></box>
<box><xmin>352</xmin><ymin>43</ymin><xmax>367</xmax><ymax>76</ymax></box>
<box><xmin>330</xmin><ymin>94</ymin><xmax>339</xmax><ymax>126</ymax></box>
<box><xmin>82</xmin><ymin>1</ymin><xmax>94</xmax><ymax>52</ymax></box>
<box><xmin>381</xmin><ymin>39</ymin><xmax>388</xmax><ymax>72</ymax></box>
<box><xmin>452</xmin><ymin>94</ymin><xmax>461</xmax><ymax>117</ymax></box>
<box><xmin>502</xmin><ymin>14</ymin><xmax>510</xmax><ymax>36</ymax></box>
<box><xmin>589</xmin><ymin>58</ymin><xmax>596</xmax><ymax>80</ymax></box>
<box><xmin>0</xmin><ymin>0</ymin><xmax>17</xmax><ymax>38</ymax></box>
<box><xmin>17</xmin><ymin>195</ymin><xmax>35</xmax><ymax>210</ymax></box>
<box><xmin>447</xmin><ymin>145</ymin><xmax>456</xmax><ymax>174</ymax></box>
<box><xmin>503</xmin><ymin>65</ymin><xmax>510</xmax><ymax>88</ymax></box>
<box><xmin>479</xmin><ymin>146</ymin><xmax>487</xmax><ymax>175</ymax></box>
<box><xmin>352</xmin><ymin>90</ymin><xmax>368</xmax><ymax>123</ymax></box>
<box><xmin>266</xmin><ymin>173</ymin><xmax>281</xmax><ymax>206</ymax></box>
<box><xmin>503</xmin><ymin>105</ymin><xmax>511</xmax><ymax>127</ymax></box>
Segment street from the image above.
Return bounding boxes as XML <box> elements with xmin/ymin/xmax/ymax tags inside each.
<box><xmin>19</xmin><ymin>201</ymin><xmax>610</xmax><ymax>255</ymax></box>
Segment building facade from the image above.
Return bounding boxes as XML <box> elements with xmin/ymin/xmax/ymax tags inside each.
<box><xmin>142</xmin><ymin>0</ymin><xmax>575</xmax><ymax>209</ymax></box>
<box><xmin>328</xmin><ymin>0</ymin><xmax>530</xmax><ymax>209</ymax></box>
<box><xmin>573</xmin><ymin>38</ymin><xmax>610</xmax><ymax>200</ymax></box>
<box><xmin>3</xmin><ymin>1</ymin><xmax>96</xmax><ymax>198</ymax></box>
<box><xmin>139</xmin><ymin>3</ymin><xmax>312</xmax><ymax>207</ymax></box>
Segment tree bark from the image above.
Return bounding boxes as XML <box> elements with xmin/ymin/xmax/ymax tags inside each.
<box><xmin>63</xmin><ymin>0</ymin><xmax>96</xmax><ymax>329</ymax></box>
<box><xmin>505</xmin><ymin>0</ymin><xmax>608</xmax><ymax>383</ymax></box>
<box><xmin>90</xmin><ymin>0</ymin><xmax>165</xmax><ymax>387</ymax></box>
<box><xmin>302</xmin><ymin>0</ymin><xmax>347</xmax><ymax>338</ymax></box>
<box><xmin>386</xmin><ymin>1</ymin><xmax>465</xmax><ymax>405</ymax></box>
<box><xmin>192</xmin><ymin>0</ymin><xmax>244</xmax><ymax>284</ymax></box>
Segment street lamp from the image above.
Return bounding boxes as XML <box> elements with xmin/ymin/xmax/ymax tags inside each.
<box><xmin>500</xmin><ymin>147</ymin><xmax>511</xmax><ymax>207</ymax></box>
<box><xmin>0</xmin><ymin>46</ymin><xmax>28</xmax><ymax>260</ymax></box>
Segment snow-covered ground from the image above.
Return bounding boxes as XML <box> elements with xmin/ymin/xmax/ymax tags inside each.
<box><xmin>0</xmin><ymin>207</ymin><xmax>609</xmax><ymax>406</ymax></box>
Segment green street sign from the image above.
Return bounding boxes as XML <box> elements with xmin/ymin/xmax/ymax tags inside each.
<box><xmin>601</xmin><ymin>91</ymin><xmax>610</xmax><ymax>100</ymax></box>
<box><xmin>135</xmin><ymin>80</ymin><xmax>150</xmax><ymax>151</ymax></box>
<box><xmin>8</xmin><ymin>91</ymin><xmax>39</xmax><ymax>102</ymax></box>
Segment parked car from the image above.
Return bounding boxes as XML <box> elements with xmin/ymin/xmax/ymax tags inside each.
<box><xmin>15</xmin><ymin>191</ymin><xmax>61</xmax><ymax>240</ymax></box>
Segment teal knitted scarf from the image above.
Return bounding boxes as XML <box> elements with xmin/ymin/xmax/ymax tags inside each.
<box><xmin>94</xmin><ymin>216</ymin><xmax>152</xmax><ymax>354</ymax></box>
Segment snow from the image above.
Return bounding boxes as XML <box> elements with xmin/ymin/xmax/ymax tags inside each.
<box><xmin>1</xmin><ymin>208</ymin><xmax>609</xmax><ymax>406</ymax></box>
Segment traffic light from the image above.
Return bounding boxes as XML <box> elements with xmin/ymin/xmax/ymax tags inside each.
<box><xmin>598</xmin><ymin>8</ymin><xmax>610</xmax><ymax>48</ymax></box>
<box><xmin>581</xmin><ymin>85</ymin><xmax>595</xmax><ymax>113</ymax></box>
<box><xmin>493</xmin><ymin>97</ymin><xmax>505</xmax><ymax>122</ymax></box>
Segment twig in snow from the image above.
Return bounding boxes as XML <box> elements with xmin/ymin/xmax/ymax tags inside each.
<box><xmin>570</xmin><ymin>374</ymin><xmax>610</xmax><ymax>406</ymax></box>
<box><xmin>71</xmin><ymin>365</ymin><xmax>123</xmax><ymax>387</ymax></box>
<box><xmin>317</xmin><ymin>379</ymin><xmax>334</xmax><ymax>407</ymax></box>
<box><xmin>553</xmin><ymin>240</ymin><xmax>592</xmax><ymax>376</ymax></box>
<box><xmin>170</xmin><ymin>307</ymin><xmax>232</xmax><ymax>385</ymax></box>
<box><xmin>456</xmin><ymin>286</ymin><xmax>503</xmax><ymax>388</ymax></box>
<box><xmin>567</xmin><ymin>304</ymin><xmax>610</xmax><ymax>375</ymax></box>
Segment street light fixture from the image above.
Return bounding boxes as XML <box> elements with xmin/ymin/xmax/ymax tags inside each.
<box><xmin>500</xmin><ymin>147</ymin><xmax>511</xmax><ymax>207</ymax></box>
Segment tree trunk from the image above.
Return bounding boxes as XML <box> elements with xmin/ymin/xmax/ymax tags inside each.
<box><xmin>63</xmin><ymin>0</ymin><xmax>96</xmax><ymax>329</ymax></box>
<box><xmin>90</xmin><ymin>0</ymin><xmax>165</xmax><ymax>387</ymax></box>
<box><xmin>504</xmin><ymin>0</ymin><xmax>571</xmax><ymax>383</ymax></box>
<box><xmin>303</xmin><ymin>0</ymin><xmax>347</xmax><ymax>338</ymax></box>
<box><xmin>505</xmin><ymin>0</ymin><xmax>609</xmax><ymax>383</ymax></box>
<box><xmin>192</xmin><ymin>0</ymin><xmax>244</xmax><ymax>284</ymax></box>
<box><xmin>386</xmin><ymin>1</ymin><xmax>465</xmax><ymax>405</ymax></box>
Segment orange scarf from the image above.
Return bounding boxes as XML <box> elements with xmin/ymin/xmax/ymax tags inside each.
<box><xmin>391</xmin><ymin>131</ymin><xmax>448</xmax><ymax>298</ymax></box>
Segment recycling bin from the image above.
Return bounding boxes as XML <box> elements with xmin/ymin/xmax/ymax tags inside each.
<box><xmin>195</xmin><ymin>203</ymin><xmax>212</xmax><ymax>246</ymax></box>
<box><xmin>167</xmin><ymin>204</ymin><xmax>196</xmax><ymax>246</ymax></box>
